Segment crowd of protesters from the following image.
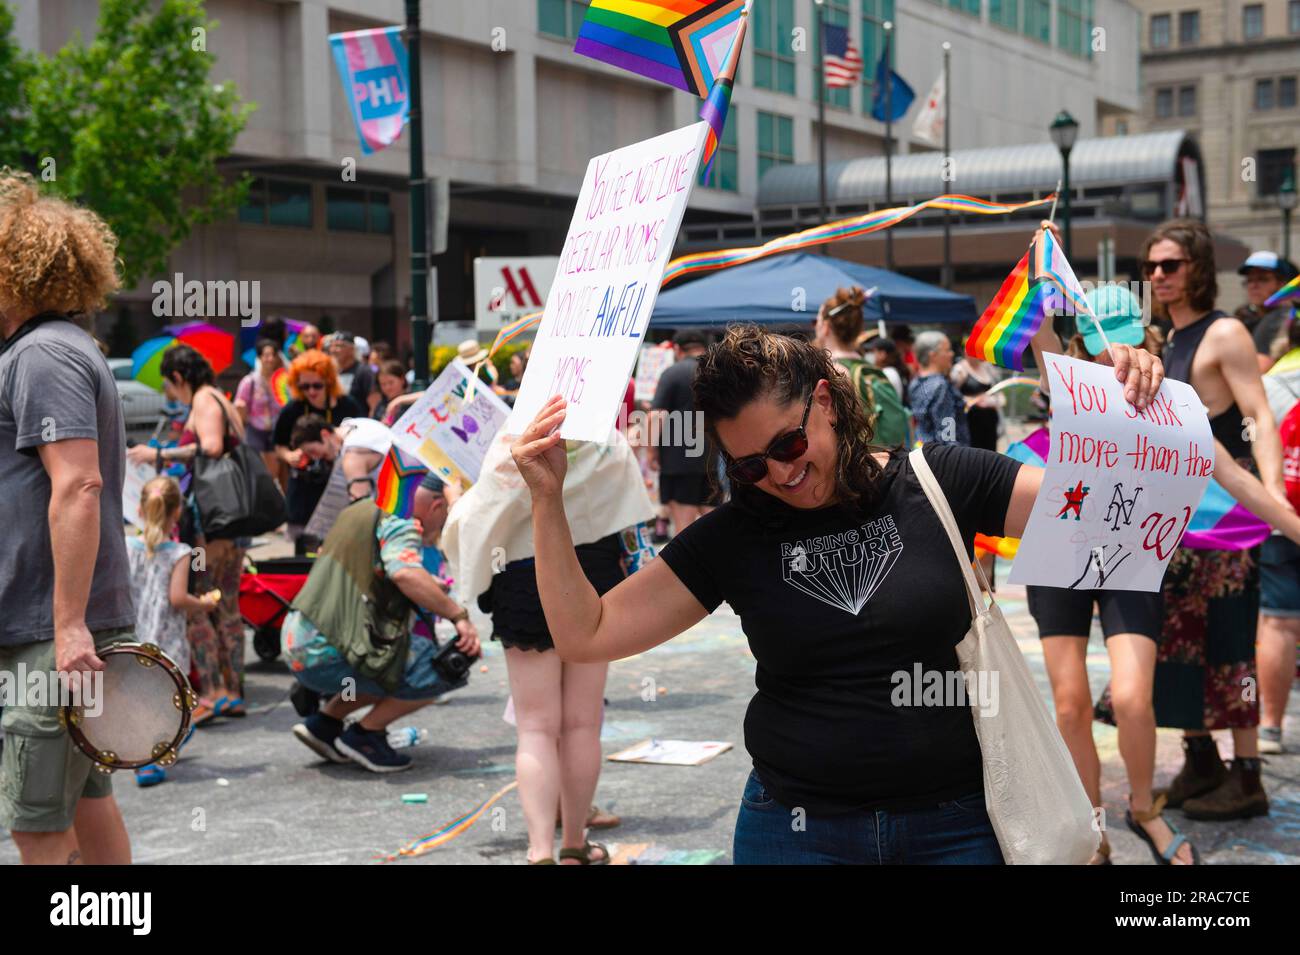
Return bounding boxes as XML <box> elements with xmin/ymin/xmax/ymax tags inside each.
<box><xmin>3</xmin><ymin>163</ymin><xmax>1298</xmax><ymax>867</ymax></box>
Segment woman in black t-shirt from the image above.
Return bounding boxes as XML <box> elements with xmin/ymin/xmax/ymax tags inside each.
<box><xmin>273</xmin><ymin>349</ymin><xmax>366</xmax><ymax>543</ymax></box>
<box><xmin>511</xmin><ymin>322</ymin><xmax>1167</xmax><ymax>864</ymax></box>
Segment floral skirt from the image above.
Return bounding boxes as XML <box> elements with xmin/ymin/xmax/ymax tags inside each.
<box><xmin>1095</xmin><ymin>546</ymin><xmax>1259</xmax><ymax>731</ymax></box>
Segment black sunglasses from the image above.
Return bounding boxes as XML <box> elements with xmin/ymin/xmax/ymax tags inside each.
<box><xmin>1141</xmin><ymin>258</ymin><xmax>1187</xmax><ymax>277</ymax></box>
<box><xmin>725</xmin><ymin>390</ymin><xmax>816</xmax><ymax>485</ymax></box>
<box><xmin>299</xmin><ymin>382</ymin><xmax>326</xmax><ymax>391</ymax></box>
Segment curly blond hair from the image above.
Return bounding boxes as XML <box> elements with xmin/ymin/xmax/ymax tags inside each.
<box><xmin>0</xmin><ymin>170</ymin><xmax>120</xmax><ymax>316</ymax></box>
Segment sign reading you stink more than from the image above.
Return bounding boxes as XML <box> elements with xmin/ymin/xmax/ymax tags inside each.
<box><xmin>505</xmin><ymin>122</ymin><xmax>708</xmax><ymax>442</ymax></box>
<box><xmin>1008</xmin><ymin>354</ymin><xmax>1214</xmax><ymax>592</ymax></box>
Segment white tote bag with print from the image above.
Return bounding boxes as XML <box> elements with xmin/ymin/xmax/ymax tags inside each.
<box><xmin>909</xmin><ymin>449</ymin><xmax>1098</xmax><ymax>865</ymax></box>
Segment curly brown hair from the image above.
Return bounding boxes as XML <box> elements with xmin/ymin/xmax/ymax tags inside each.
<box><xmin>288</xmin><ymin>348</ymin><xmax>343</xmax><ymax>401</ymax></box>
<box><xmin>819</xmin><ymin>285</ymin><xmax>867</xmax><ymax>345</ymax></box>
<box><xmin>693</xmin><ymin>324</ymin><xmax>885</xmax><ymax>513</ymax></box>
<box><xmin>0</xmin><ymin>170</ymin><xmax>120</xmax><ymax>316</ymax></box>
<box><xmin>1140</xmin><ymin>218</ymin><xmax>1218</xmax><ymax>319</ymax></box>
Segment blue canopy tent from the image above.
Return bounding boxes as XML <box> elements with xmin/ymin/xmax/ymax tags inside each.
<box><xmin>648</xmin><ymin>251</ymin><xmax>976</xmax><ymax>329</ymax></box>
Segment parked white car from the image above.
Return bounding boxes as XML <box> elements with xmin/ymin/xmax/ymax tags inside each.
<box><xmin>107</xmin><ymin>358</ymin><xmax>167</xmax><ymax>438</ymax></box>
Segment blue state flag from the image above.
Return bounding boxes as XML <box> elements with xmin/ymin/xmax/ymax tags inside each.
<box><xmin>869</xmin><ymin>37</ymin><xmax>915</xmax><ymax>123</ymax></box>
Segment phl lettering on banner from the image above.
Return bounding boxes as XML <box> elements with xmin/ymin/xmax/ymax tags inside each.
<box><xmin>634</xmin><ymin>345</ymin><xmax>675</xmax><ymax>404</ymax></box>
<box><xmin>390</xmin><ymin>360</ymin><xmax>512</xmax><ymax>486</ymax></box>
<box><xmin>505</xmin><ymin>122</ymin><xmax>708</xmax><ymax>442</ymax></box>
<box><xmin>1007</xmin><ymin>354</ymin><xmax>1214</xmax><ymax>592</ymax></box>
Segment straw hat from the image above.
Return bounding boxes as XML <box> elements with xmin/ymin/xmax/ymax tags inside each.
<box><xmin>457</xmin><ymin>339</ymin><xmax>489</xmax><ymax>364</ymax></box>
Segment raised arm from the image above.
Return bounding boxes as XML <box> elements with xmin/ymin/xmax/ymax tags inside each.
<box><xmin>513</xmin><ymin>395</ymin><xmax>708</xmax><ymax>663</ymax></box>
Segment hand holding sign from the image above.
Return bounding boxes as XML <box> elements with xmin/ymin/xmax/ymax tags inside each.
<box><xmin>1008</xmin><ymin>354</ymin><xmax>1214</xmax><ymax>592</ymax></box>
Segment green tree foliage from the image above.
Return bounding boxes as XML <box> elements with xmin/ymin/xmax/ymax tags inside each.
<box><xmin>0</xmin><ymin>2</ymin><xmax>31</xmax><ymax>168</ymax></box>
<box><xmin>17</xmin><ymin>0</ymin><xmax>255</xmax><ymax>288</ymax></box>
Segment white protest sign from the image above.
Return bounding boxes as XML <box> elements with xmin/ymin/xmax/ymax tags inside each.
<box><xmin>122</xmin><ymin>458</ymin><xmax>157</xmax><ymax>529</ymax></box>
<box><xmin>634</xmin><ymin>344</ymin><xmax>675</xmax><ymax>403</ymax></box>
<box><xmin>389</xmin><ymin>360</ymin><xmax>512</xmax><ymax>485</ymax></box>
<box><xmin>505</xmin><ymin>121</ymin><xmax>708</xmax><ymax>442</ymax></box>
<box><xmin>1007</xmin><ymin>354</ymin><xmax>1214</xmax><ymax>592</ymax></box>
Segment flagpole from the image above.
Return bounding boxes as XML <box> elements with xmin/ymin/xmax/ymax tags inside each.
<box><xmin>816</xmin><ymin>1</ymin><xmax>826</xmax><ymax>228</ymax></box>
<box><xmin>884</xmin><ymin>20</ymin><xmax>894</xmax><ymax>272</ymax></box>
<box><xmin>941</xmin><ymin>41</ymin><xmax>951</xmax><ymax>289</ymax></box>
<box><xmin>405</xmin><ymin>0</ymin><xmax>430</xmax><ymax>390</ymax></box>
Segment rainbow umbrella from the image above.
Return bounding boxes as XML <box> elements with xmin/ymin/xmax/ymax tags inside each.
<box><xmin>131</xmin><ymin>322</ymin><xmax>236</xmax><ymax>391</ymax></box>
<box><xmin>241</xmin><ymin>319</ymin><xmax>307</xmax><ymax>368</ymax></box>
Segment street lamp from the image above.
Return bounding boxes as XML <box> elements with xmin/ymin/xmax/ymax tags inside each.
<box><xmin>1049</xmin><ymin>110</ymin><xmax>1079</xmax><ymax>258</ymax></box>
<box><xmin>1279</xmin><ymin>168</ymin><xmax>1298</xmax><ymax>262</ymax></box>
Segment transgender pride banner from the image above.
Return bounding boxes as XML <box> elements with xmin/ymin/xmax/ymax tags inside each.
<box><xmin>329</xmin><ymin>26</ymin><xmax>410</xmax><ymax>155</ymax></box>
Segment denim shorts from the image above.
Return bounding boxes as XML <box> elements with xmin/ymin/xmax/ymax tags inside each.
<box><xmin>292</xmin><ymin>634</ymin><xmax>466</xmax><ymax>702</ymax></box>
<box><xmin>1260</xmin><ymin>536</ymin><xmax>1300</xmax><ymax>618</ymax></box>
<box><xmin>732</xmin><ymin>769</ymin><xmax>1004</xmax><ymax>865</ymax></box>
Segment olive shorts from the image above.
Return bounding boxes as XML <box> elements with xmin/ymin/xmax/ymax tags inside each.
<box><xmin>0</xmin><ymin>628</ymin><xmax>132</xmax><ymax>833</ymax></box>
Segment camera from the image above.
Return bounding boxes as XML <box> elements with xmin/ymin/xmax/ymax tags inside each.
<box><xmin>432</xmin><ymin>632</ymin><xmax>479</xmax><ymax>683</ymax></box>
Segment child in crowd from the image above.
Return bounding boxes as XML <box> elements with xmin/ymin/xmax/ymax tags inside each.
<box><xmin>125</xmin><ymin>476</ymin><xmax>219</xmax><ymax>787</ymax></box>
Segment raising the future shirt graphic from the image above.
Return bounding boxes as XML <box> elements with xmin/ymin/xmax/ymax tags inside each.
<box><xmin>780</xmin><ymin>516</ymin><xmax>904</xmax><ymax>615</ymax></box>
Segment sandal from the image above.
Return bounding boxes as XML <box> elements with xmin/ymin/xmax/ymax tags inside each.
<box><xmin>528</xmin><ymin>856</ymin><xmax>556</xmax><ymax>865</ymax></box>
<box><xmin>218</xmin><ymin>696</ymin><xmax>246</xmax><ymax>718</ymax></box>
<box><xmin>1089</xmin><ymin>838</ymin><xmax>1112</xmax><ymax>865</ymax></box>
<box><xmin>555</xmin><ymin>805</ymin><xmax>622</xmax><ymax>830</ymax></box>
<box><xmin>558</xmin><ymin>841</ymin><xmax>609</xmax><ymax>865</ymax></box>
<box><xmin>1126</xmin><ymin>794</ymin><xmax>1200</xmax><ymax>865</ymax></box>
<box><xmin>192</xmin><ymin>699</ymin><xmax>219</xmax><ymax>726</ymax></box>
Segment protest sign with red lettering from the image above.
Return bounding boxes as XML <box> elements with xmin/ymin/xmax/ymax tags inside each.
<box><xmin>505</xmin><ymin>122</ymin><xmax>708</xmax><ymax>442</ymax></box>
<box><xmin>1007</xmin><ymin>353</ymin><xmax>1214</xmax><ymax>592</ymax></box>
<box><xmin>390</xmin><ymin>360</ymin><xmax>512</xmax><ymax>486</ymax></box>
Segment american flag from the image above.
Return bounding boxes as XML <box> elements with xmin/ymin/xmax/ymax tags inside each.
<box><xmin>822</xmin><ymin>23</ymin><xmax>862</xmax><ymax>88</ymax></box>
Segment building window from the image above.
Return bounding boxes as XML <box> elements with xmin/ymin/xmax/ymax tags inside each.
<box><xmin>1058</xmin><ymin>0</ymin><xmax>1094</xmax><ymax>57</ymax></box>
<box><xmin>1281</xmin><ymin>76</ymin><xmax>1298</xmax><ymax>109</ymax></box>
<box><xmin>1291</xmin><ymin>0</ymin><xmax>1300</xmax><ymax>34</ymax></box>
<box><xmin>990</xmin><ymin>0</ymin><xmax>1019</xmax><ymax>30</ymax></box>
<box><xmin>1155</xmin><ymin>87</ymin><xmax>1174</xmax><ymax>118</ymax></box>
<box><xmin>753</xmin><ymin>0</ymin><xmax>796</xmax><ymax>94</ymax></box>
<box><xmin>1025</xmin><ymin>0</ymin><xmax>1052</xmax><ymax>43</ymax></box>
<box><xmin>1256</xmin><ymin>78</ymin><xmax>1275</xmax><ymax>110</ymax></box>
<box><xmin>699</xmin><ymin>112</ymin><xmax>739</xmax><ymax>192</ymax></box>
<box><xmin>1178</xmin><ymin>85</ymin><xmax>1197</xmax><ymax>116</ymax></box>
<box><xmin>1258</xmin><ymin>148</ymin><xmax>1297</xmax><ymax>197</ymax></box>
<box><xmin>861</xmin><ymin>0</ymin><xmax>895</xmax><ymax>105</ymax></box>
<box><xmin>239</xmin><ymin>178</ymin><xmax>312</xmax><ymax>228</ymax></box>
<box><xmin>816</xmin><ymin>0</ymin><xmax>852</xmax><ymax>110</ymax></box>
<box><xmin>1149</xmin><ymin>13</ymin><xmax>1171</xmax><ymax>48</ymax></box>
<box><xmin>949</xmin><ymin>0</ymin><xmax>980</xmax><ymax>16</ymax></box>
<box><xmin>327</xmin><ymin>188</ymin><xmax>391</xmax><ymax>234</ymax></box>
<box><xmin>1243</xmin><ymin>4</ymin><xmax>1264</xmax><ymax>39</ymax></box>
<box><xmin>538</xmin><ymin>0</ymin><xmax>587</xmax><ymax>40</ymax></box>
<box><xmin>1178</xmin><ymin>10</ymin><xmax>1199</xmax><ymax>44</ymax></box>
<box><xmin>756</xmin><ymin>110</ymin><xmax>794</xmax><ymax>181</ymax></box>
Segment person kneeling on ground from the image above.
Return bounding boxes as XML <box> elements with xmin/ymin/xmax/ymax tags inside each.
<box><xmin>282</xmin><ymin>473</ymin><xmax>479</xmax><ymax>773</ymax></box>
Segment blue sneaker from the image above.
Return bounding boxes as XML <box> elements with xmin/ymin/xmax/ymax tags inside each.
<box><xmin>334</xmin><ymin>724</ymin><xmax>412</xmax><ymax>773</ymax></box>
<box><xmin>292</xmin><ymin>713</ymin><xmax>349</xmax><ymax>764</ymax></box>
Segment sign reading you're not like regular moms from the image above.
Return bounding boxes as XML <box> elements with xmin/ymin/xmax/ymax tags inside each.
<box><xmin>506</xmin><ymin>121</ymin><xmax>707</xmax><ymax>442</ymax></box>
<box><xmin>1008</xmin><ymin>353</ymin><xmax>1214</xmax><ymax>592</ymax></box>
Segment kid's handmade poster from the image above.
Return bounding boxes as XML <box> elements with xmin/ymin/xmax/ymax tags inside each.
<box><xmin>1007</xmin><ymin>354</ymin><xmax>1214</xmax><ymax>592</ymax></box>
<box><xmin>390</xmin><ymin>360</ymin><xmax>512</xmax><ymax>485</ymax></box>
<box><xmin>505</xmin><ymin>122</ymin><xmax>708</xmax><ymax>442</ymax></box>
<box><xmin>634</xmin><ymin>344</ymin><xmax>675</xmax><ymax>403</ymax></box>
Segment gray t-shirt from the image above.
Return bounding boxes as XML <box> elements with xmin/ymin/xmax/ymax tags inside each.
<box><xmin>0</xmin><ymin>319</ymin><xmax>134</xmax><ymax>645</ymax></box>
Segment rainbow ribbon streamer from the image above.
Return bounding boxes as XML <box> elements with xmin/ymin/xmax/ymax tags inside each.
<box><xmin>1263</xmin><ymin>273</ymin><xmax>1300</xmax><ymax>308</ymax></box>
<box><xmin>376</xmin><ymin>781</ymin><xmax>519</xmax><ymax>862</ymax></box>
<box><xmin>483</xmin><ymin>193</ymin><xmax>1055</xmax><ymax>360</ymax></box>
<box><xmin>375</xmin><ymin>445</ymin><xmax>428</xmax><ymax>519</ymax></box>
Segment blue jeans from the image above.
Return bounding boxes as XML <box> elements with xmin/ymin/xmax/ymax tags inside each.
<box><xmin>732</xmin><ymin>769</ymin><xmax>1004</xmax><ymax>865</ymax></box>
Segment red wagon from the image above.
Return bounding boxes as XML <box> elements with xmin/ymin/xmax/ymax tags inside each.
<box><xmin>239</xmin><ymin>556</ymin><xmax>315</xmax><ymax>662</ymax></box>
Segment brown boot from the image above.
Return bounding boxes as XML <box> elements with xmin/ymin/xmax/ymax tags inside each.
<box><xmin>1156</xmin><ymin>736</ymin><xmax>1227</xmax><ymax>808</ymax></box>
<box><xmin>1182</xmin><ymin>758</ymin><xmax>1269</xmax><ymax>821</ymax></box>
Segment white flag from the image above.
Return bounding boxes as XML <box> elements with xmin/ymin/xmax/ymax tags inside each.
<box><xmin>912</xmin><ymin>68</ymin><xmax>945</xmax><ymax>148</ymax></box>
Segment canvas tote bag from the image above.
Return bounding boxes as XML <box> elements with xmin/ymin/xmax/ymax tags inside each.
<box><xmin>909</xmin><ymin>448</ymin><xmax>1098</xmax><ymax>865</ymax></box>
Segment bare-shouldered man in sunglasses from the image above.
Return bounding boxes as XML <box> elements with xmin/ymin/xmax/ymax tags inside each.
<box><xmin>1139</xmin><ymin>219</ymin><xmax>1291</xmax><ymax>821</ymax></box>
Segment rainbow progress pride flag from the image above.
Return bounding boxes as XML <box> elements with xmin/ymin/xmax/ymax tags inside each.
<box><xmin>1264</xmin><ymin>273</ymin><xmax>1300</xmax><ymax>308</ymax></box>
<box><xmin>698</xmin><ymin>3</ymin><xmax>748</xmax><ymax>173</ymax></box>
<box><xmin>375</xmin><ymin>446</ymin><xmax>428</xmax><ymax>519</ymax></box>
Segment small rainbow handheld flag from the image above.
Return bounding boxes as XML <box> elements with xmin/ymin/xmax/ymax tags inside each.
<box><xmin>375</xmin><ymin>446</ymin><xmax>428</xmax><ymax>519</ymax></box>
<box><xmin>1264</xmin><ymin>273</ymin><xmax>1300</xmax><ymax>308</ymax></box>
<box><xmin>698</xmin><ymin>2</ymin><xmax>750</xmax><ymax>174</ymax></box>
<box><xmin>966</xmin><ymin>248</ymin><xmax>1051</xmax><ymax>371</ymax></box>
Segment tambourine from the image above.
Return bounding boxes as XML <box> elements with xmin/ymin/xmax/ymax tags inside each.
<box><xmin>60</xmin><ymin>643</ymin><xmax>196</xmax><ymax>773</ymax></box>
